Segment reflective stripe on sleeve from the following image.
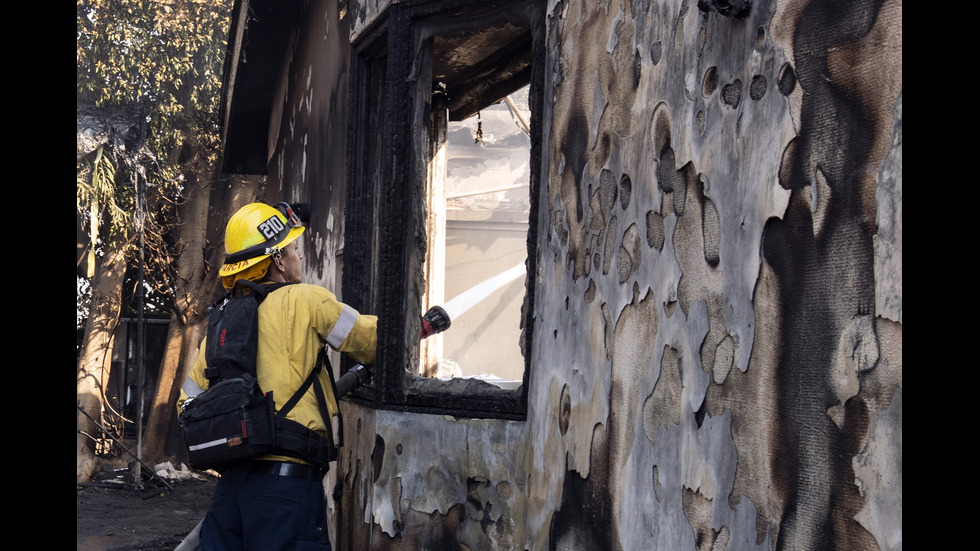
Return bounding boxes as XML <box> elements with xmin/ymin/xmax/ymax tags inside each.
<box><xmin>182</xmin><ymin>377</ymin><xmax>205</xmax><ymax>398</ymax></box>
<box><xmin>327</xmin><ymin>304</ymin><xmax>359</xmax><ymax>349</ymax></box>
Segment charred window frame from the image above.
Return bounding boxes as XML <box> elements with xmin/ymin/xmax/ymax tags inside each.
<box><xmin>343</xmin><ymin>0</ymin><xmax>545</xmax><ymax>420</ymax></box>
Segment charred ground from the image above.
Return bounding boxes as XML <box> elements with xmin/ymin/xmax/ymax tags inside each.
<box><xmin>76</xmin><ymin>465</ymin><xmax>217</xmax><ymax>551</ymax></box>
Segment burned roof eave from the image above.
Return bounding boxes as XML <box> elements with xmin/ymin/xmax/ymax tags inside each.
<box><xmin>218</xmin><ymin>0</ymin><xmax>537</xmax><ymax>173</ymax></box>
<box><xmin>218</xmin><ymin>0</ymin><xmax>305</xmax><ymax>175</ymax></box>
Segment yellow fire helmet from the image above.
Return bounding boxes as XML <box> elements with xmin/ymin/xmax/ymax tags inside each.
<box><xmin>219</xmin><ymin>202</ymin><xmax>306</xmax><ymax>277</ymax></box>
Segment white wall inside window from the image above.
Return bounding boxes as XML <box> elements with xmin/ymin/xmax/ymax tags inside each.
<box><xmin>426</xmin><ymin>85</ymin><xmax>531</xmax><ymax>383</ymax></box>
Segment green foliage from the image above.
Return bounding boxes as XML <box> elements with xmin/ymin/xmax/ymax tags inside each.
<box><xmin>76</xmin><ymin>144</ymin><xmax>128</xmax><ymax>232</ymax></box>
<box><xmin>77</xmin><ymin>0</ymin><xmax>234</xmax><ymax>309</ymax></box>
<box><xmin>77</xmin><ymin>0</ymin><xmax>233</xmax><ymax>183</ymax></box>
<box><xmin>77</xmin><ymin>144</ymin><xmax>134</xmax><ymax>280</ymax></box>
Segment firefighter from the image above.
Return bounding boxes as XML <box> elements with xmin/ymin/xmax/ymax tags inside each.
<box><xmin>179</xmin><ymin>201</ymin><xmax>377</xmax><ymax>551</ymax></box>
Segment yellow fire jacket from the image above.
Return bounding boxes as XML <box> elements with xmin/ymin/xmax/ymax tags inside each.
<box><xmin>178</xmin><ymin>283</ymin><xmax>377</xmax><ymax>463</ymax></box>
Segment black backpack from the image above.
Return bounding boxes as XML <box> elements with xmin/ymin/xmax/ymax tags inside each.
<box><xmin>179</xmin><ymin>279</ymin><xmax>343</xmax><ymax>471</ymax></box>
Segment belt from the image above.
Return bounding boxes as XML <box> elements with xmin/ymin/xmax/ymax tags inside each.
<box><xmin>248</xmin><ymin>460</ymin><xmax>324</xmax><ymax>480</ymax></box>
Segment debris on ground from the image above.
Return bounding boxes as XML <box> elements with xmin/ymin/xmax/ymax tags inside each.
<box><xmin>77</xmin><ymin>460</ymin><xmax>217</xmax><ymax>551</ymax></box>
<box><xmin>153</xmin><ymin>460</ymin><xmax>210</xmax><ymax>483</ymax></box>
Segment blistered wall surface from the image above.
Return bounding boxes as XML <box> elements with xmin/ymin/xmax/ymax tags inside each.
<box><xmin>531</xmin><ymin>0</ymin><xmax>902</xmax><ymax>549</ymax></box>
<box><xmin>337</xmin><ymin>405</ymin><xmax>531</xmax><ymax>550</ymax></box>
<box><xmin>267</xmin><ymin>0</ymin><xmax>902</xmax><ymax>549</ymax></box>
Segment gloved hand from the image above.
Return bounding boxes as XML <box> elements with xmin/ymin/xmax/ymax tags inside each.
<box><xmin>336</xmin><ymin>363</ymin><xmax>372</xmax><ymax>397</ymax></box>
<box><xmin>421</xmin><ymin>305</ymin><xmax>451</xmax><ymax>339</ymax></box>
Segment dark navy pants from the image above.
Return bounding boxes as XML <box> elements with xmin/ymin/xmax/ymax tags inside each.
<box><xmin>200</xmin><ymin>461</ymin><xmax>332</xmax><ymax>551</ymax></box>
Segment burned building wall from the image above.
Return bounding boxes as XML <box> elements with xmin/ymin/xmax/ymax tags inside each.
<box><xmin>242</xmin><ymin>0</ymin><xmax>902</xmax><ymax>548</ymax></box>
<box><xmin>531</xmin><ymin>0</ymin><xmax>902</xmax><ymax>549</ymax></box>
<box><xmin>264</xmin><ymin>0</ymin><xmax>353</xmax><ymax>295</ymax></box>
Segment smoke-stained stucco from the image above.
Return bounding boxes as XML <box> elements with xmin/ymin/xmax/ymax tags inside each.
<box><xmin>533</xmin><ymin>0</ymin><xmax>901</xmax><ymax>549</ymax></box>
<box><xmin>336</xmin><ymin>405</ymin><xmax>529</xmax><ymax>550</ymax></box>
<box><xmin>246</xmin><ymin>0</ymin><xmax>902</xmax><ymax>548</ymax></box>
<box><xmin>266</xmin><ymin>0</ymin><xmax>351</xmax><ymax>293</ymax></box>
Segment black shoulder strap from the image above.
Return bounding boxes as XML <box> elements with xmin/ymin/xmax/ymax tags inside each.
<box><xmin>277</xmin><ymin>348</ymin><xmax>344</xmax><ymax>450</ymax></box>
<box><xmin>233</xmin><ymin>279</ymin><xmax>294</xmax><ymax>300</ymax></box>
<box><xmin>208</xmin><ymin>280</ymin><xmax>294</xmax><ymax>309</ymax></box>
<box><xmin>317</xmin><ymin>349</ymin><xmax>344</xmax><ymax>450</ymax></box>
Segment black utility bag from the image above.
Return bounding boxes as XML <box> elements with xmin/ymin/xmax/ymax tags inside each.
<box><xmin>179</xmin><ymin>280</ymin><xmax>343</xmax><ymax>472</ymax></box>
<box><xmin>180</xmin><ymin>372</ymin><xmax>277</xmax><ymax>469</ymax></box>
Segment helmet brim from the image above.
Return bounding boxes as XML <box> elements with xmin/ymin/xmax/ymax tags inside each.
<box><xmin>218</xmin><ymin>225</ymin><xmax>305</xmax><ymax>277</ymax></box>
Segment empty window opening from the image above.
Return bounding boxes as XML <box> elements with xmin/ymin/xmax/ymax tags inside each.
<box><xmin>344</xmin><ymin>0</ymin><xmax>543</xmax><ymax>419</ymax></box>
<box><xmin>421</xmin><ymin>85</ymin><xmax>531</xmax><ymax>388</ymax></box>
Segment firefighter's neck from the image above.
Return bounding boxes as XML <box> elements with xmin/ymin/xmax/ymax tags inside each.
<box><xmin>265</xmin><ymin>263</ymin><xmax>288</xmax><ymax>283</ymax></box>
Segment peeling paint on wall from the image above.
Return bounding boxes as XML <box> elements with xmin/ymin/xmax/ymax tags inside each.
<box><xmin>338</xmin><ymin>406</ymin><xmax>528</xmax><ymax>549</ymax></box>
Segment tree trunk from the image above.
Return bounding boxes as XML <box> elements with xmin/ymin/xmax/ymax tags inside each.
<box><xmin>76</xmin><ymin>232</ymin><xmax>129</xmax><ymax>483</ymax></box>
<box><xmin>140</xmin><ymin>171</ymin><xmax>215</xmax><ymax>463</ymax></box>
<box><xmin>139</xmin><ymin>308</ymin><xmax>208</xmax><ymax>465</ymax></box>
<box><xmin>140</xmin><ymin>173</ymin><xmax>265</xmax><ymax>462</ymax></box>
